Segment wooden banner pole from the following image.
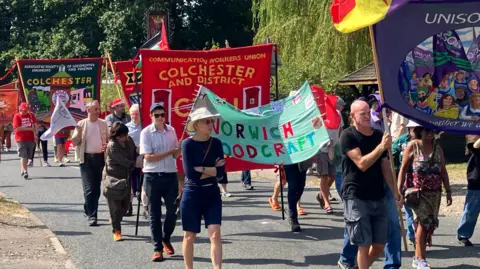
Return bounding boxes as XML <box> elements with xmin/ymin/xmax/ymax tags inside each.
<box><xmin>105</xmin><ymin>52</ymin><xmax>124</xmax><ymax>106</ymax></box>
<box><xmin>368</xmin><ymin>26</ymin><xmax>409</xmax><ymax>252</ymax></box>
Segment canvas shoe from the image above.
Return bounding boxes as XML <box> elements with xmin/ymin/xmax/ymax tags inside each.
<box><xmin>417</xmin><ymin>259</ymin><xmax>431</xmax><ymax>269</ymax></box>
<box><xmin>221</xmin><ymin>191</ymin><xmax>232</xmax><ymax>197</ymax></box>
<box><xmin>43</xmin><ymin>161</ymin><xmax>51</xmax><ymax>167</ymax></box>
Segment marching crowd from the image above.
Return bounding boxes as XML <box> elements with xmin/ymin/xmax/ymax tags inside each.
<box><xmin>1</xmin><ymin>94</ymin><xmax>479</xmax><ymax>269</ymax></box>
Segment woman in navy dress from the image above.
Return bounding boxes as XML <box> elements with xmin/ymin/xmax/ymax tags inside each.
<box><xmin>181</xmin><ymin>107</ymin><xmax>225</xmax><ymax>269</ymax></box>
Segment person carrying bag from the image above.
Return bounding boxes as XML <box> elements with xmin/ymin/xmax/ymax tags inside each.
<box><xmin>103</xmin><ymin>122</ymin><xmax>136</xmax><ymax>241</ymax></box>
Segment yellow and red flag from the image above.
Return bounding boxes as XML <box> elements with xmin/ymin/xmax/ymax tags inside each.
<box><xmin>330</xmin><ymin>0</ymin><xmax>409</xmax><ymax>33</ymax></box>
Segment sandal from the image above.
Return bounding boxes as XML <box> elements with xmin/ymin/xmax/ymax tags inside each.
<box><xmin>269</xmin><ymin>197</ymin><xmax>281</xmax><ymax>211</ymax></box>
<box><xmin>297</xmin><ymin>207</ymin><xmax>308</xmax><ymax>215</ymax></box>
<box><xmin>325</xmin><ymin>206</ymin><xmax>334</xmax><ymax>214</ymax></box>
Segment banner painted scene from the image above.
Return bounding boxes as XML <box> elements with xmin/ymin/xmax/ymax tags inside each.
<box><xmin>114</xmin><ymin>60</ymin><xmax>141</xmax><ymax>106</ymax></box>
<box><xmin>374</xmin><ymin>0</ymin><xmax>480</xmax><ymax>133</ymax></box>
<box><xmin>0</xmin><ymin>83</ymin><xmax>19</xmax><ymax>125</ymax></box>
<box><xmin>141</xmin><ymin>44</ymin><xmax>274</xmax><ymax>171</ymax></box>
<box><xmin>188</xmin><ymin>82</ymin><xmax>329</xmax><ymax>165</ymax></box>
<box><xmin>17</xmin><ymin>58</ymin><xmax>103</xmax><ymax>124</ymax></box>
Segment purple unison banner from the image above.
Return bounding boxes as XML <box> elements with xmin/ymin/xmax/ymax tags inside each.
<box><xmin>374</xmin><ymin>0</ymin><xmax>480</xmax><ymax>134</ymax></box>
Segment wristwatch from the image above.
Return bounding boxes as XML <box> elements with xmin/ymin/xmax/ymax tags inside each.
<box><xmin>202</xmin><ymin>167</ymin><xmax>205</xmax><ymax>172</ymax></box>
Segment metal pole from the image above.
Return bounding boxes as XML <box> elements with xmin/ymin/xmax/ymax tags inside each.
<box><xmin>131</xmin><ymin>54</ymin><xmax>145</xmax><ymax>236</ymax></box>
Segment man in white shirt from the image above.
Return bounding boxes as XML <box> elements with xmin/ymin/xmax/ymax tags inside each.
<box><xmin>71</xmin><ymin>100</ymin><xmax>109</xmax><ymax>226</ymax></box>
<box><xmin>140</xmin><ymin>103</ymin><xmax>180</xmax><ymax>261</ymax></box>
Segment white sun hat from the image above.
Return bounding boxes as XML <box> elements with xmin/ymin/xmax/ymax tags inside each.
<box><xmin>186</xmin><ymin>107</ymin><xmax>220</xmax><ymax>133</ymax></box>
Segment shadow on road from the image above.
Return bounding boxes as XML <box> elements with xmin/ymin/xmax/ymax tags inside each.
<box><xmin>32</xmin><ymin>176</ymin><xmax>81</xmax><ymax>180</ymax></box>
<box><xmin>54</xmin><ymin>230</ymin><xmax>92</xmax><ymax>236</ymax></box>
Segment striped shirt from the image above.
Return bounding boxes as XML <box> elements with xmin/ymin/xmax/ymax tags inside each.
<box><xmin>139</xmin><ymin>123</ymin><xmax>178</xmax><ymax>173</ymax></box>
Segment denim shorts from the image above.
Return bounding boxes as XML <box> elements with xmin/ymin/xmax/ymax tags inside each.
<box><xmin>55</xmin><ymin>137</ymin><xmax>66</xmax><ymax>145</ymax></box>
<box><xmin>316</xmin><ymin>152</ymin><xmax>336</xmax><ymax>176</ymax></box>
<box><xmin>180</xmin><ymin>184</ymin><xmax>222</xmax><ymax>233</ymax></box>
<box><xmin>344</xmin><ymin>198</ymin><xmax>387</xmax><ymax>246</ymax></box>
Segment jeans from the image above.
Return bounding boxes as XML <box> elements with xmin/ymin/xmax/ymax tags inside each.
<box><xmin>284</xmin><ymin>164</ymin><xmax>307</xmax><ymax>219</ymax></box>
<box><xmin>334</xmin><ymin>172</ymin><xmax>342</xmax><ymax>198</ymax></box>
<box><xmin>79</xmin><ymin>153</ymin><xmax>105</xmax><ymax>220</ymax></box>
<box><xmin>144</xmin><ymin>172</ymin><xmax>178</xmax><ymax>252</ymax></box>
<box><xmin>340</xmin><ymin>188</ymin><xmax>402</xmax><ymax>269</ymax></box>
<box><xmin>404</xmin><ymin>205</ymin><xmax>415</xmax><ymax>241</ymax></box>
<box><xmin>457</xmin><ymin>189</ymin><xmax>480</xmax><ymax>240</ymax></box>
<box><xmin>241</xmin><ymin>170</ymin><xmax>252</xmax><ymax>185</ymax></box>
<box><xmin>130</xmin><ymin>167</ymin><xmax>142</xmax><ymax>194</ymax></box>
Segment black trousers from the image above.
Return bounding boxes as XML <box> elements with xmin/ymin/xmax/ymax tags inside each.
<box><xmin>80</xmin><ymin>153</ymin><xmax>105</xmax><ymax>220</ymax></box>
<box><xmin>284</xmin><ymin>164</ymin><xmax>307</xmax><ymax>219</ymax></box>
<box><xmin>31</xmin><ymin>131</ymin><xmax>48</xmax><ymax>161</ymax></box>
<box><xmin>144</xmin><ymin>172</ymin><xmax>178</xmax><ymax>252</ymax></box>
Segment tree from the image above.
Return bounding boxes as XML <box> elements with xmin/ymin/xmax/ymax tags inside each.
<box><xmin>252</xmin><ymin>0</ymin><xmax>373</xmax><ymax>97</ymax></box>
<box><xmin>179</xmin><ymin>0</ymin><xmax>254</xmax><ymax>49</ymax></box>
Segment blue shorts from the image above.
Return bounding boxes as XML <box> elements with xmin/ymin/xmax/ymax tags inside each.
<box><xmin>180</xmin><ymin>184</ymin><xmax>222</xmax><ymax>233</ymax></box>
<box><xmin>55</xmin><ymin>137</ymin><xmax>66</xmax><ymax>145</ymax></box>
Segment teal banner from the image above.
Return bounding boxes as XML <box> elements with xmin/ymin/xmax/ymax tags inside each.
<box><xmin>191</xmin><ymin>82</ymin><xmax>329</xmax><ymax>165</ymax></box>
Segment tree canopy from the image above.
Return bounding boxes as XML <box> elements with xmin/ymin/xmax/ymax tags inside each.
<box><xmin>0</xmin><ymin>0</ymin><xmax>254</xmax><ymax>71</ymax></box>
<box><xmin>252</xmin><ymin>0</ymin><xmax>373</xmax><ymax>97</ymax></box>
<box><xmin>1</xmin><ymin>0</ymin><xmax>373</xmax><ymax>105</ymax></box>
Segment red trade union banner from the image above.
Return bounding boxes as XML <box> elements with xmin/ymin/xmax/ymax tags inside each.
<box><xmin>114</xmin><ymin>60</ymin><xmax>141</xmax><ymax>106</ymax></box>
<box><xmin>141</xmin><ymin>44</ymin><xmax>274</xmax><ymax>172</ymax></box>
<box><xmin>148</xmin><ymin>14</ymin><xmax>167</xmax><ymax>39</ymax></box>
<box><xmin>0</xmin><ymin>82</ymin><xmax>19</xmax><ymax>125</ymax></box>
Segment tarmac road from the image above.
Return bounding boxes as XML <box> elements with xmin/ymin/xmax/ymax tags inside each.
<box><xmin>0</xmin><ymin>151</ymin><xmax>479</xmax><ymax>269</ymax></box>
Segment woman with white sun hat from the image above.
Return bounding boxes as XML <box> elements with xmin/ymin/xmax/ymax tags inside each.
<box><xmin>180</xmin><ymin>106</ymin><xmax>225</xmax><ymax>269</ymax></box>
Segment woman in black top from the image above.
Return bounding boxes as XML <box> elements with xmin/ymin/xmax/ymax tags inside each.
<box><xmin>181</xmin><ymin>107</ymin><xmax>225</xmax><ymax>269</ymax></box>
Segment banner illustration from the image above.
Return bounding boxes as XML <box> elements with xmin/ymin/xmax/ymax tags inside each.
<box><xmin>114</xmin><ymin>60</ymin><xmax>141</xmax><ymax>106</ymax></box>
<box><xmin>373</xmin><ymin>0</ymin><xmax>480</xmax><ymax>133</ymax></box>
<box><xmin>17</xmin><ymin>58</ymin><xmax>103</xmax><ymax>124</ymax></box>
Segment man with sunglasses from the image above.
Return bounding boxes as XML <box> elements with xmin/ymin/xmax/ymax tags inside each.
<box><xmin>105</xmin><ymin>98</ymin><xmax>131</xmax><ymax>127</ymax></box>
<box><xmin>140</xmin><ymin>103</ymin><xmax>181</xmax><ymax>262</ymax></box>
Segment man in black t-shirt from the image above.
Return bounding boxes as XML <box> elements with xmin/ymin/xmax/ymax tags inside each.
<box><xmin>339</xmin><ymin>100</ymin><xmax>400</xmax><ymax>269</ymax></box>
<box><xmin>457</xmin><ymin>135</ymin><xmax>480</xmax><ymax>247</ymax></box>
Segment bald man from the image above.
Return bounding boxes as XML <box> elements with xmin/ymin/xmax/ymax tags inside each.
<box><xmin>338</xmin><ymin>101</ymin><xmax>400</xmax><ymax>269</ymax></box>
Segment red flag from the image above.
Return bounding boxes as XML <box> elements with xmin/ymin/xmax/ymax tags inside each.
<box><xmin>159</xmin><ymin>20</ymin><xmax>170</xmax><ymax>50</ymax></box>
<box><xmin>310</xmin><ymin>85</ymin><xmax>341</xmax><ymax>129</ymax></box>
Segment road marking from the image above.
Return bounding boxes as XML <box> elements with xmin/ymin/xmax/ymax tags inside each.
<box><xmin>260</xmin><ymin>221</ymin><xmax>270</xmax><ymax>225</ymax></box>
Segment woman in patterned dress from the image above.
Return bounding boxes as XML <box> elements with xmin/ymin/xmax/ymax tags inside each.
<box><xmin>398</xmin><ymin>127</ymin><xmax>453</xmax><ymax>269</ymax></box>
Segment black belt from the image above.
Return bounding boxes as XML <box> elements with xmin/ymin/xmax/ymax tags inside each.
<box><xmin>84</xmin><ymin>153</ymin><xmax>104</xmax><ymax>158</ymax></box>
<box><xmin>145</xmin><ymin>172</ymin><xmax>176</xmax><ymax>176</ymax></box>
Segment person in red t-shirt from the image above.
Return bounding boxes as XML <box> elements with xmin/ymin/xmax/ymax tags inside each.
<box><xmin>55</xmin><ymin>127</ymin><xmax>70</xmax><ymax>167</ymax></box>
<box><xmin>12</xmin><ymin>102</ymin><xmax>37</xmax><ymax>179</ymax></box>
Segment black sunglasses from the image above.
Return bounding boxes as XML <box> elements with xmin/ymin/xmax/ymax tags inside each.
<box><xmin>153</xmin><ymin>113</ymin><xmax>166</xmax><ymax>119</ymax></box>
